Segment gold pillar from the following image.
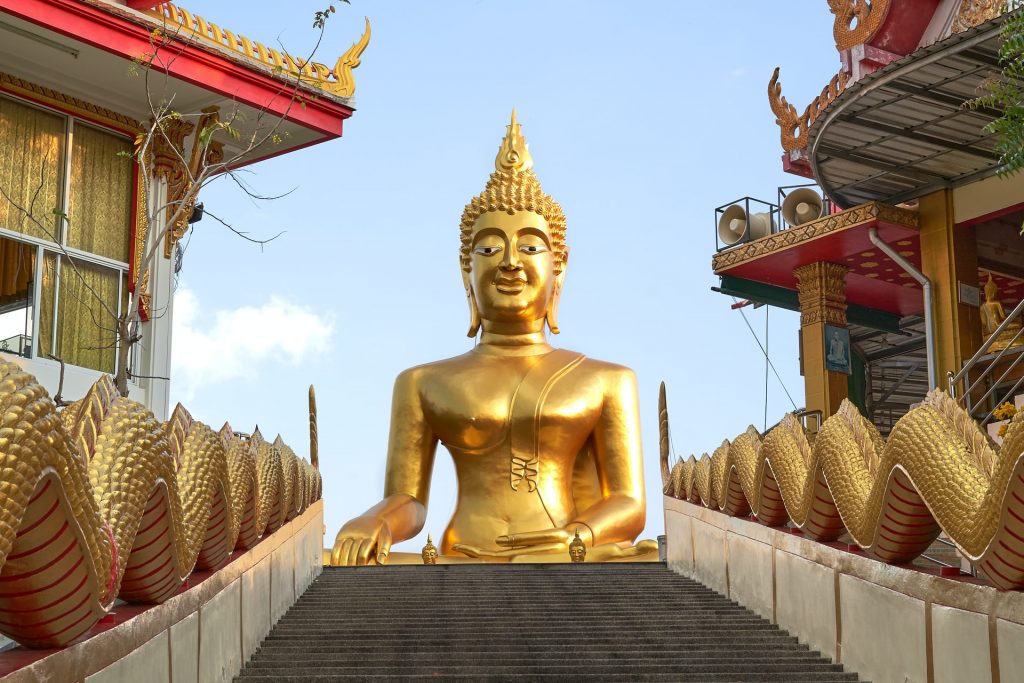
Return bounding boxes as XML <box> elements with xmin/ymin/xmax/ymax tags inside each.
<box><xmin>918</xmin><ymin>190</ymin><xmax>982</xmax><ymax>386</ymax></box>
<box><xmin>795</xmin><ymin>262</ymin><xmax>850</xmax><ymax>421</ymax></box>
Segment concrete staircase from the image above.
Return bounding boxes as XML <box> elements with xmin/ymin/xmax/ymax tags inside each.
<box><xmin>235</xmin><ymin>563</ymin><xmax>861</xmax><ymax>682</ymax></box>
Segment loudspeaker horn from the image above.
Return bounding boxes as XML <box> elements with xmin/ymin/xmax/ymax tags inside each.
<box><xmin>782</xmin><ymin>188</ymin><xmax>824</xmax><ymax>226</ymax></box>
<box><xmin>717</xmin><ymin>204</ymin><xmax>748</xmax><ymax>246</ymax></box>
<box><xmin>747</xmin><ymin>212</ymin><xmax>774</xmax><ymax>240</ymax></box>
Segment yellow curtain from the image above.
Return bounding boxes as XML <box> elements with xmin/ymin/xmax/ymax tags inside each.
<box><xmin>67</xmin><ymin>123</ymin><xmax>132</xmax><ymax>263</ymax></box>
<box><xmin>0</xmin><ymin>235</ymin><xmax>35</xmax><ymax>305</ymax></box>
<box><xmin>52</xmin><ymin>256</ymin><xmax>118</xmax><ymax>373</ymax></box>
<box><xmin>38</xmin><ymin>252</ymin><xmax>56</xmax><ymax>360</ymax></box>
<box><xmin>0</xmin><ymin>96</ymin><xmax>65</xmax><ymax>241</ymax></box>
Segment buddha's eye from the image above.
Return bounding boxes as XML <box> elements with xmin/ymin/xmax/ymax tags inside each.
<box><xmin>474</xmin><ymin>245</ymin><xmax>502</xmax><ymax>256</ymax></box>
<box><xmin>519</xmin><ymin>244</ymin><xmax>547</xmax><ymax>255</ymax></box>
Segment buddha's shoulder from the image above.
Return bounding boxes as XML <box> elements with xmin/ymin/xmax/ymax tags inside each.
<box><xmin>572</xmin><ymin>354</ymin><xmax>638</xmax><ymax>384</ymax></box>
<box><xmin>390</xmin><ymin>352</ymin><xmax>478</xmax><ymax>385</ymax></box>
<box><xmin>391</xmin><ymin>350</ymin><xmax>636</xmax><ymax>386</ymax></box>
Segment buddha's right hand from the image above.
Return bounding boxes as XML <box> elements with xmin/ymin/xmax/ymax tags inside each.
<box><xmin>331</xmin><ymin>516</ymin><xmax>392</xmax><ymax>566</ymax></box>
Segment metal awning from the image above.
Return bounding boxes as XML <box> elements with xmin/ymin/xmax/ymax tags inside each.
<box><xmin>808</xmin><ymin>15</ymin><xmax>1009</xmax><ymax>208</ymax></box>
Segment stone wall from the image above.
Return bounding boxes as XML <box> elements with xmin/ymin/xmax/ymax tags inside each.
<box><xmin>665</xmin><ymin>496</ymin><xmax>1024</xmax><ymax>683</ymax></box>
<box><xmin>1</xmin><ymin>500</ymin><xmax>323</xmax><ymax>683</ymax></box>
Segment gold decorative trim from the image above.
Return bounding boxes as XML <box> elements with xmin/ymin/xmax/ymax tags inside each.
<box><xmin>795</xmin><ymin>262</ymin><xmax>849</xmax><ymax>327</ymax></box>
<box><xmin>0</xmin><ymin>71</ymin><xmax>141</xmax><ymax>133</ymax></box>
<box><xmin>829</xmin><ymin>0</ymin><xmax>892</xmax><ymax>51</ymax></box>
<box><xmin>769</xmin><ymin>67</ymin><xmax>848</xmax><ymax>153</ymax></box>
<box><xmin>132</xmin><ymin>170</ymin><xmax>148</xmax><ymax>295</ymax></box>
<box><xmin>712</xmin><ymin>202</ymin><xmax>919</xmax><ymax>273</ymax></box>
<box><xmin>952</xmin><ymin>0</ymin><xmax>1007</xmax><ymax>34</ymax></box>
<box><xmin>145</xmin><ymin>3</ymin><xmax>370</xmax><ymax>98</ymax></box>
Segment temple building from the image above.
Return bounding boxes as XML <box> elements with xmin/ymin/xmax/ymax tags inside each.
<box><xmin>712</xmin><ymin>0</ymin><xmax>1023</xmax><ymax>436</ymax></box>
<box><xmin>0</xmin><ymin>0</ymin><xmax>367</xmax><ymax>420</ymax></box>
<box><xmin>663</xmin><ymin>3</ymin><xmax>1024</xmax><ymax>682</ymax></box>
<box><xmin>0</xmin><ymin>1</ymin><xmax>362</xmax><ymax>679</ymax></box>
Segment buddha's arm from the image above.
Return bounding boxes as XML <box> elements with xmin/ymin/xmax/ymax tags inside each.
<box><xmin>380</xmin><ymin>368</ymin><xmax>438</xmax><ymax>538</ymax></box>
<box><xmin>331</xmin><ymin>368</ymin><xmax>437</xmax><ymax>565</ymax></box>
<box><xmin>569</xmin><ymin>366</ymin><xmax>646</xmax><ymax>545</ymax></box>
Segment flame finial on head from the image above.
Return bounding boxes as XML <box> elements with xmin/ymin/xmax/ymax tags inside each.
<box><xmin>495</xmin><ymin>109</ymin><xmax>534</xmax><ymax>174</ymax></box>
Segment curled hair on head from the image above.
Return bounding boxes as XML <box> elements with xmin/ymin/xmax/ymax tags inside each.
<box><xmin>459</xmin><ymin>168</ymin><xmax>567</xmax><ymax>274</ymax></box>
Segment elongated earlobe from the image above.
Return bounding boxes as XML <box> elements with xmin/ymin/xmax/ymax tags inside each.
<box><xmin>466</xmin><ymin>285</ymin><xmax>481</xmax><ymax>337</ymax></box>
<box><xmin>546</xmin><ymin>284</ymin><xmax>561</xmax><ymax>335</ymax></box>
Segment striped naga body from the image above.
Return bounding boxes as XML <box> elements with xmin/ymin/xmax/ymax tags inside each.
<box><xmin>0</xmin><ymin>360</ymin><xmax>320</xmax><ymax>647</ymax></box>
<box><xmin>662</xmin><ymin>387</ymin><xmax>1024</xmax><ymax>589</ymax></box>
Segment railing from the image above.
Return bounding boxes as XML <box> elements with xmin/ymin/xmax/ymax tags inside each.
<box><xmin>0</xmin><ymin>334</ymin><xmax>30</xmax><ymax>358</ymax></box>
<box><xmin>948</xmin><ymin>298</ymin><xmax>1024</xmax><ymax>424</ymax></box>
<box><xmin>713</xmin><ymin>184</ymin><xmax>832</xmax><ymax>253</ymax></box>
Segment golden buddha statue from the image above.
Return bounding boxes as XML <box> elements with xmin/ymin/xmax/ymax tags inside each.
<box><xmin>421</xmin><ymin>534</ymin><xmax>438</xmax><ymax>565</ymax></box>
<box><xmin>330</xmin><ymin>111</ymin><xmax>654</xmax><ymax>565</ymax></box>
<box><xmin>981</xmin><ymin>274</ymin><xmax>1023</xmax><ymax>353</ymax></box>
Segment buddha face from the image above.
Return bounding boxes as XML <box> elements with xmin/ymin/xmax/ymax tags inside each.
<box><xmin>569</xmin><ymin>541</ymin><xmax>586</xmax><ymax>563</ymax></box>
<box><xmin>469</xmin><ymin>210</ymin><xmax>557</xmax><ymax>324</ymax></box>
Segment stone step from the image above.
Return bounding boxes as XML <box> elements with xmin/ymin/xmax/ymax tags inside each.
<box><xmin>236</xmin><ymin>674</ymin><xmax>859</xmax><ymax>682</ymax></box>
<box><xmin>238</xmin><ymin>662</ymin><xmax>852</xmax><ymax>676</ymax></box>
<box><xmin>247</xmin><ymin>652</ymin><xmax>833</xmax><ymax>666</ymax></box>
<box><xmin>251</xmin><ymin>642</ymin><xmax>812</xmax><ymax>654</ymax></box>
<box><xmin>235</xmin><ymin>565</ymin><xmax>861</xmax><ymax>682</ymax></box>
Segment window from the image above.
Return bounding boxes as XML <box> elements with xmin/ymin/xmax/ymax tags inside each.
<box><xmin>0</xmin><ymin>93</ymin><xmax>133</xmax><ymax>374</ymax></box>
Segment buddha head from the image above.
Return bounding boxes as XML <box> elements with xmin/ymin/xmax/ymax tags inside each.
<box><xmin>568</xmin><ymin>528</ymin><xmax>587</xmax><ymax>563</ymax></box>
<box><xmin>421</xmin><ymin>534</ymin><xmax>438</xmax><ymax>565</ymax></box>
<box><xmin>985</xmin><ymin>273</ymin><xmax>999</xmax><ymax>303</ymax></box>
<box><xmin>460</xmin><ymin>111</ymin><xmax>567</xmax><ymax>337</ymax></box>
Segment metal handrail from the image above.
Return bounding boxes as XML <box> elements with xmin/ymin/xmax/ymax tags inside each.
<box><xmin>798</xmin><ymin>409</ymin><xmax>822</xmax><ymax>433</ymax></box>
<box><xmin>950</xmin><ymin>297</ymin><xmax>1024</xmax><ymax>391</ymax></box>
<box><xmin>948</xmin><ymin>297</ymin><xmax>1024</xmax><ymax>421</ymax></box>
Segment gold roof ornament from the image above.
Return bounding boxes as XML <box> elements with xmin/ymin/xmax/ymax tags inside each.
<box><xmin>569</xmin><ymin>529</ymin><xmax>587</xmax><ymax>563</ymax></box>
<box><xmin>145</xmin><ymin>3</ymin><xmax>370</xmax><ymax>98</ymax></box>
<box><xmin>829</xmin><ymin>0</ymin><xmax>891</xmax><ymax>51</ymax></box>
<box><xmin>421</xmin><ymin>534</ymin><xmax>438</xmax><ymax>565</ymax></box>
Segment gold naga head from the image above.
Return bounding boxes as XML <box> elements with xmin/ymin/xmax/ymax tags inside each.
<box><xmin>459</xmin><ymin>110</ymin><xmax>568</xmax><ymax>337</ymax></box>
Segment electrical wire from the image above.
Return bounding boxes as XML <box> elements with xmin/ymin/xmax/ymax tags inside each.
<box><xmin>764</xmin><ymin>304</ymin><xmax>770</xmax><ymax>431</ymax></box>
<box><xmin>732</xmin><ymin>298</ymin><xmax>799</xmax><ymax>412</ymax></box>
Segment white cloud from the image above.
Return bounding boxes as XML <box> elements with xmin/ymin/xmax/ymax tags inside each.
<box><xmin>171</xmin><ymin>286</ymin><xmax>334</xmax><ymax>399</ymax></box>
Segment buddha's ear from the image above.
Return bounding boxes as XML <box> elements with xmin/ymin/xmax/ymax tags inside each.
<box><xmin>462</xmin><ymin>269</ymin><xmax>481</xmax><ymax>338</ymax></box>
<box><xmin>546</xmin><ymin>248</ymin><xmax>568</xmax><ymax>335</ymax></box>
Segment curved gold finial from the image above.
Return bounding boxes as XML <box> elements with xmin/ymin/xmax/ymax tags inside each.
<box><xmin>569</xmin><ymin>528</ymin><xmax>587</xmax><ymax>563</ymax></box>
<box><xmin>308</xmin><ymin>385</ymin><xmax>318</xmax><ymax>470</ymax></box>
<box><xmin>331</xmin><ymin>16</ymin><xmax>371</xmax><ymax>97</ymax></box>
<box><xmin>828</xmin><ymin>0</ymin><xmax>891</xmax><ymax>51</ymax></box>
<box><xmin>495</xmin><ymin>109</ymin><xmax>534</xmax><ymax>174</ymax></box>
<box><xmin>421</xmin><ymin>534</ymin><xmax>438</xmax><ymax>565</ymax></box>
<box><xmin>768</xmin><ymin>66</ymin><xmax>848</xmax><ymax>154</ymax></box>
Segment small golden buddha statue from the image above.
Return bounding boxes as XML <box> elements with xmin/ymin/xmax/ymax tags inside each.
<box><xmin>330</xmin><ymin>111</ymin><xmax>653</xmax><ymax>565</ymax></box>
<box><xmin>568</xmin><ymin>529</ymin><xmax>587</xmax><ymax>563</ymax></box>
<box><xmin>421</xmin><ymin>534</ymin><xmax>438</xmax><ymax>565</ymax></box>
<box><xmin>981</xmin><ymin>274</ymin><xmax>1023</xmax><ymax>352</ymax></box>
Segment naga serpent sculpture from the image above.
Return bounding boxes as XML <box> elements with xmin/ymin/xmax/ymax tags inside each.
<box><xmin>662</xmin><ymin>386</ymin><xmax>1024</xmax><ymax>590</ymax></box>
<box><xmin>0</xmin><ymin>360</ymin><xmax>320</xmax><ymax>648</ymax></box>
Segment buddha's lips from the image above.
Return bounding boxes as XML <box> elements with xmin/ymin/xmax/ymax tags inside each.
<box><xmin>495</xmin><ymin>278</ymin><xmax>526</xmax><ymax>294</ymax></box>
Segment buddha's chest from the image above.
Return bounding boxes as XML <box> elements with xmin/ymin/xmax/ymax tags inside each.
<box><xmin>421</xmin><ymin>359</ymin><xmax>603</xmax><ymax>454</ymax></box>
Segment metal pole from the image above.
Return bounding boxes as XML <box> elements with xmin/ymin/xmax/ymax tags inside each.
<box><xmin>868</xmin><ymin>227</ymin><xmax>937</xmax><ymax>390</ymax></box>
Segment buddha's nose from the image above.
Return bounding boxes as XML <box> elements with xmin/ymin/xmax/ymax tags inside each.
<box><xmin>500</xmin><ymin>250</ymin><xmax>522</xmax><ymax>271</ymax></box>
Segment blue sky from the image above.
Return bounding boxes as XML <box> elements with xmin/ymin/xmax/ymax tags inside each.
<box><xmin>171</xmin><ymin>1</ymin><xmax>840</xmax><ymax>552</ymax></box>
